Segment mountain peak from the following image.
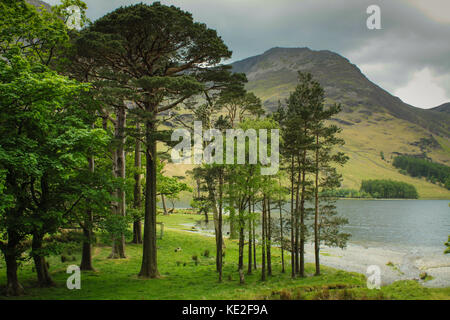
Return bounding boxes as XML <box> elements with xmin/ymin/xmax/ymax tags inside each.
<box><xmin>231</xmin><ymin>47</ymin><xmax>450</xmax><ymax>137</ymax></box>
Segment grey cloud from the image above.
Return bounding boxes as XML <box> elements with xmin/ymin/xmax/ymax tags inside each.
<box><xmin>44</xmin><ymin>0</ymin><xmax>450</xmax><ymax>104</ymax></box>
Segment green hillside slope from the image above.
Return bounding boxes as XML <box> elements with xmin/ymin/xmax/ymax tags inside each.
<box><xmin>230</xmin><ymin>47</ymin><xmax>450</xmax><ymax>199</ymax></box>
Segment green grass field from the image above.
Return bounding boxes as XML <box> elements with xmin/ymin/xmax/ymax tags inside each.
<box><xmin>1</xmin><ymin>213</ymin><xmax>449</xmax><ymax>300</ymax></box>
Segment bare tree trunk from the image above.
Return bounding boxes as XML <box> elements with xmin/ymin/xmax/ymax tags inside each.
<box><xmin>252</xmin><ymin>217</ymin><xmax>257</xmax><ymax>270</ymax></box>
<box><xmin>3</xmin><ymin>231</ymin><xmax>24</xmax><ymax>296</ymax></box>
<box><xmin>139</xmin><ymin>112</ymin><xmax>159</xmax><ymax>278</ymax></box>
<box><xmin>32</xmin><ymin>233</ymin><xmax>54</xmax><ymax>287</ymax></box>
<box><xmin>295</xmin><ymin>156</ymin><xmax>301</xmax><ymax>276</ymax></box>
<box><xmin>218</xmin><ymin>172</ymin><xmax>224</xmax><ymax>282</ymax></box>
<box><xmin>110</xmin><ymin>105</ymin><xmax>127</xmax><ymax>258</ymax></box>
<box><xmin>238</xmin><ymin>209</ymin><xmax>245</xmax><ymax>272</ymax></box>
<box><xmin>161</xmin><ymin>194</ymin><xmax>168</xmax><ymax>215</ymax></box>
<box><xmin>206</xmin><ymin>175</ymin><xmax>220</xmax><ymax>276</ymax></box>
<box><xmin>290</xmin><ymin>157</ymin><xmax>295</xmax><ymax>278</ymax></box>
<box><xmin>81</xmin><ymin>153</ymin><xmax>95</xmax><ymax>270</ymax></box>
<box><xmin>132</xmin><ymin>122</ymin><xmax>143</xmax><ymax>244</ymax></box>
<box><xmin>314</xmin><ymin>132</ymin><xmax>320</xmax><ymax>276</ymax></box>
<box><xmin>279</xmin><ymin>200</ymin><xmax>285</xmax><ymax>273</ymax></box>
<box><xmin>261</xmin><ymin>197</ymin><xmax>266</xmax><ymax>281</ymax></box>
<box><xmin>267</xmin><ymin>197</ymin><xmax>272</xmax><ymax>276</ymax></box>
<box><xmin>229</xmin><ymin>194</ymin><xmax>237</xmax><ymax>239</ymax></box>
<box><xmin>299</xmin><ymin>150</ymin><xmax>307</xmax><ymax>278</ymax></box>
<box><xmin>80</xmin><ymin>226</ymin><xmax>94</xmax><ymax>270</ymax></box>
<box><xmin>247</xmin><ymin>201</ymin><xmax>253</xmax><ymax>275</ymax></box>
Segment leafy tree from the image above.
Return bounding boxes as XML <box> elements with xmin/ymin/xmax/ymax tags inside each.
<box><xmin>311</xmin><ymin>101</ymin><xmax>349</xmax><ymax>275</ymax></box>
<box><xmin>77</xmin><ymin>2</ymin><xmax>232</xmax><ymax>278</ymax></box>
<box><xmin>157</xmin><ymin>160</ymin><xmax>191</xmax><ymax>215</ymax></box>
<box><xmin>0</xmin><ymin>50</ymin><xmax>91</xmax><ymax>294</ymax></box>
<box><xmin>277</xmin><ymin>72</ymin><xmax>317</xmax><ymax>278</ymax></box>
<box><xmin>217</xmin><ymin>91</ymin><xmax>264</xmax><ymax>128</ymax></box>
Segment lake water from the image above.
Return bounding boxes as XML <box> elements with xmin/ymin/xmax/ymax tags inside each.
<box><xmin>336</xmin><ymin>200</ymin><xmax>450</xmax><ymax>250</ymax></box>
<box><xmin>167</xmin><ymin>199</ymin><xmax>450</xmax><ymax>251</ymax></box>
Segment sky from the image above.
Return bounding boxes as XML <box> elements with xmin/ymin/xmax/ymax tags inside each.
<box><xmin>45</xmin><ymin>0</ymin><xmax>450</xmax><ymax>109</ymax></box>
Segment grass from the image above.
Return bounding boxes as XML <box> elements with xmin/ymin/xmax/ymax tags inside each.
<box><xmin>1</xmin><ymin>213</ymin><xmax>449</xmax><ymax>300</ymax></box>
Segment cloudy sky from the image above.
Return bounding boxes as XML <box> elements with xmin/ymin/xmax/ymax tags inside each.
<box><xmin>46</xmin><ymin>0</ymin><xmax>450</xmax><ymax>109</ymax></box>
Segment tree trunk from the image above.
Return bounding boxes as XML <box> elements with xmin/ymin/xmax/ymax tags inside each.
<box><xmin>80</xmin><ymin>226</ymin><xmax>94</xmax><ymax>271</ymax></box>
<box><xmin>132</xmin><ymin>221</ymin><xmax>142</xmax><ymax>244</ymax></box>
<box><xmin>299</xmin><ymin>150</ymin><xmax>307</xmax><ymax>278</ymax></box>
<box><xmin>252</xmin><ymin>217</ymin><xmax>257</xmax><ymax>270</ymax></box>
<box><xmin>205</xmin><ymin>174</ymin><xmax>221</xmax><ymax>279</ymax></box>
<box><xmin>32</xmin><ymin>233</ymin><xmax>54</xmax><ymax>287</ymax></box>
<box><xmin>110</xmin><ymin>105</ymin><xmax>127</xmax><ymax>259</ymax></box>
<box><xmin>139</xmin><ymin>112</ymin><xmax>159</xmax><ymax>278</ymax></box>
<box><xmin>290</xmin><ymin>156</ymin><xmax>296</xmax><ymax>278</ymax></box>
<box><xmin>247</xmin><ymin>205</ymin><xmax>252</xmax><ymax>275</ymax></box>
<box><xmin>238</xmin><ymin>209</ymin><xmax>245</xmax><ymax>272</ymax></box>
<box><xmin>132</xmin><ymin>122</ymin><xmax>143</xmax><ymax>244</ymax></box>
<box><xmin>261</xmin><ymin>196</ymin><xmax>266</xmax><ymax>281</ymax></box>
<box><xmin>161</xmin><ymin>194</ymin><xmax>168</xmax><ymax>215</ymax></box>
<box><xmin>295</xmin><ymin>157</ymin><xmax>301</xmax><ymax>276</ymax></box>
<box><xmin>81</xmin><ymin>154</ymin><xmax>95</xmax><ymax>270</ymax></box>
<box><xmin>314</xmin><ymin>133</ymin><xmax>320</xmax><ymax>276</ymax></box>
<box><xmin>229</xmin><ymin>195</ymin><xmax>237</xmax><ymax>239</ymax></box>
<box><xmin>279</xmin><ymin>200</ymin><xmax>285</xmax><ymax>273</ymax></box>
<box><xmin>218</xmin><ymin>172</ymin><xmax>224</xmax><ymax>282</ymax></box>
<box><xmin>3</xmin><ymin>231</ymin><xmax>24</xmax><ymax>296</ymax></box>
<box><xmin>266</xmin><ymin>197</ymin><xmax>272</xmax><ymax>276</ymax></box>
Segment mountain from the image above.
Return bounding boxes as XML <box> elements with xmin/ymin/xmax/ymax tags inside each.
<box><xmin>232</xmin><ymin>47</ymin><xmax>450</xmax><ymax>137</ymax></box>
<box><xmin>430</xmin><ymin>102</ymin><xmax>450</xmax><ymax>114</ymax></box>
<box><xmin>27</xmin><ymin>0</ymin><xmax>51</xmax><ymax>11</ymax></box>
<box><xmin>231</xmin><ymin>47</ymin><xmax>450</xmax><ymax>198</ymax></box>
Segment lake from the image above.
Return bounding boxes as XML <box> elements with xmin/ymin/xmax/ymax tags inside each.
<box><xmin>336</xmin><ymin>200</ymin><xmax>450</xmax><ymax>250</ymax></box>
<box><xmin>166</xmin><ymin>199</ymin><xmax>450</xmax><ymax>251</ymax></box>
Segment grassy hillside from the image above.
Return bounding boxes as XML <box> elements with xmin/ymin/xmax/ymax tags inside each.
<box><xmin>335</xmin><ymin>114</ymin><xmax>450</xmax><ymax>199</ymax></box>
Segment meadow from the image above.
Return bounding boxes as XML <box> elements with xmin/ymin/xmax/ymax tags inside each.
<box><xmin>1</xmin><ymin>213</ymin><xmax>449</xmax><ymax>300</ymax></box>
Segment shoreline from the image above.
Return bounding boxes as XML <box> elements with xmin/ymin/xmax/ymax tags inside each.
<box><xmin>181</xmin><ymin>224</ymin><xmax>450</xmax><ymax>288</ymax></box>
<box><xmin>304</xmin><ymin>242</ymin><xmax>450</xmax><ymax>288</ymax></box>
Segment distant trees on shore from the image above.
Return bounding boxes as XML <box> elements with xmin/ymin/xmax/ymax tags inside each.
<box><xmin>360</xmin><ymin>179</ymin><xmax>418</xmax><ymax>199</ymax></box>
<box><xmin>393</xmin><ymin>155</ymin><xmax>450</xmax><ymax>190</ymax></box>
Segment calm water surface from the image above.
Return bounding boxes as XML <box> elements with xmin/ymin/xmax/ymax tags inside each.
<box><xmin>168</xmin><ymin>199</ymin><xmax>450</xmax><ymax>250</ymax></box>
<box><xmin>336</xmin><ymin>200</ymin><xmax>450</xmax><ymax>249</ymax></box>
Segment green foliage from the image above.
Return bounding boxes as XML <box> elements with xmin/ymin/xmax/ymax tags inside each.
<box><xmin>157</xmin><ymin>161</ymin><xmax>192</xmax><ymax>199</ymax></box>
<box><xmin>393</xmin><ymin>155</ymin><xmax>450</xmax><ymax>189</ymax></box>
<box><xmin>360</xmin><ymin>179</ymin><xmax>419</xmax><ymax>199</ymax></box>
